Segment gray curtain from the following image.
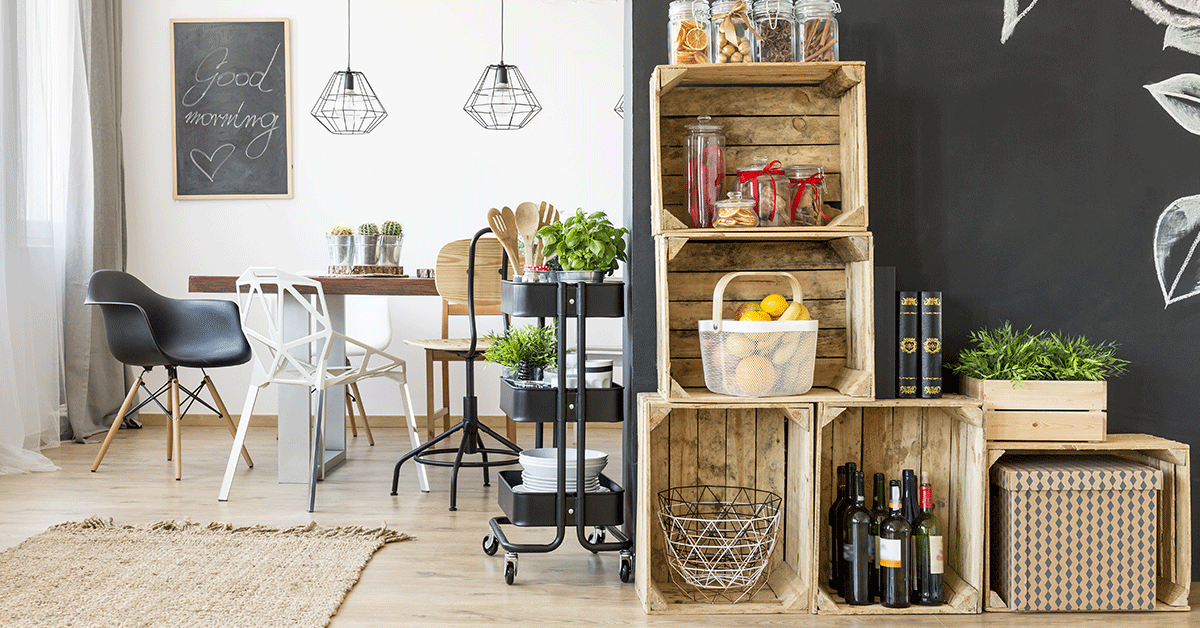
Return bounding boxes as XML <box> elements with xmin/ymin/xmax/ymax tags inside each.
<box><xmin>64</xmin><ymin>0</ymin><xmax>128</xmax><ymax>441</ymax></box>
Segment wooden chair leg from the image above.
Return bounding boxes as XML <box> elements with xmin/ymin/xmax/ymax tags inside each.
<box><xmin>170</xmin><ymin>376</ymin><xmax>182</xmax><ymax>481</ymax></box>
<box><xmin>166</xmin><ymin>383</ymin><xmax>174</xmax><ymax>461</ymax></box>
<box><xmin>92</xmin><ymin>376</ymin><xmax>143</xmax><ymax>472</ymax></box>
<box><xmin>425</xmin><ymin>350</ymin><xmax>436</xmax><ymax>442</ymax></box>
<box><xmin>204</xmin><ymin>375</ymin><xmax>253</xmax><ymax>468</ymax></box>
<box><xmin>506</xmin><ymin>414</ymin><xmax>517</xmax><ymax>445</ymax></box>
<box><xmin>345</xmin><ymin>387</ymin><xmax>359</xmax><ymax>437</ymax></box>
<box><xmin>440</xmin><ymin>359</ymin><xmax>452</xmax><ymax>433</ymax></box>
<box><xmin>349</xmin><ymin>381</ymin><xmax>374</xmax><ymax>446</ymax></box>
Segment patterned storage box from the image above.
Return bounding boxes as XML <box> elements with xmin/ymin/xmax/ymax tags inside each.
<box><xmin>990</xmin><ymin>455</ymin><xmax>1162</xmax><ymax>611</ymax></box>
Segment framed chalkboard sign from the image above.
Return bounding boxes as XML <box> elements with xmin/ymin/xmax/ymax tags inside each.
<box><xmin>170</xmin><ymin>18</ymin><xmax>293</xmax><ymax>199</ymax></box>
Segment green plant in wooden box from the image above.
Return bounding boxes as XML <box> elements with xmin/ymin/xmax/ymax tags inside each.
<box><xmin>483</xmin><ymin>323</ymin><xmax>557</xmax><ymax>381</ymax></box>
<box><xmin>536</xmin><ymin>209</ymin><xmax>628</xmax><ymax>281</ymax></box>
<box><xmin>949</xmin><ymin>322</ymin><xmax>1128</xmax><ymax>442</ymax></box>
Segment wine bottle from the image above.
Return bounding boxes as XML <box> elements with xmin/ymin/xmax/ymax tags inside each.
<box><xmin>868</xmin><ymin>472</ymin><xmax>887</xmax><ymax>601</ymax></box>
<box><xmin>842</xmin><ymin>471</ymin><xmax>872</xmax><ymax>605</ymax></box>
<box><xmin>833</xmin><ymin>462</ymin><xmax>856</xmax><ymax>597</ymax></box>
<box><xmin>912</xmin><ymin>472</ymin><xmax>945</xmax><ymax>605</ymax></box>
<box><xmin>901</xmin><ymin>469</ymin><xmax>918</xmax><ymax>599</ymax></box>
<box><xmin>828</xmin><ymin>464</ymin><xmax>847</xmax><ymax>590</ymax></box>
<box><xmin>880</xmin><ymin>480</ymin><xmax>911</xmax><ymax>608</ymax></box>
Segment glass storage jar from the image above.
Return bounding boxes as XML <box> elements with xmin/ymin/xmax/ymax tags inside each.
<box><xmin>713</xmin><ymin>191</ymin><xmax>759</xmax><ymax>228</ymax></box>
<box><xmin>795</xmin><ymin>0</ymin><xmax>839</xmax><ymax>61</ymax></box>
<box><xmin>711</xmin><ymin>1</ymin><xmax>757</xmax><ymax>63</ymax></box>
<box><xmin>737</xmin><ymin>158</ymin><xmax>789</xmax><ymax>226</ymax></box>
<box><xmin>783</xmin><ymin>164</ymin><xmax>828</xmax><ymax>226</ymax></box>
<box><xmin>669</xmin><ymin>0</ymin><xmax>713</xmax><ymax>64</ymax></box>
<box><xmin>753</xmin><ymin>0</ymin><xmax>795</xmax><ymax>63</ymax></box>
<box><xmin>685</xmin><ymin>116</ymin><xmax>726</xmax><ymax>228</ymax></box>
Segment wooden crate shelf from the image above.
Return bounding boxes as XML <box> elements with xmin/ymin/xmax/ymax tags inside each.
<box><xmin>650</xmin><ymin>62</ymin><xmax>867</xmax><ymax>235</ymax></box>
<box><xmin>812</xmin><ymin>396</ymin><xmax>986</xmax><ymax>615</ymax></box>
<box><xmin>984</xmin><ymin>434</ymin><xmax>1192</xmax><ymax>612</ymax></box>
<box><xmin>635</xmin><ymin>393</ymin><xmax>815</xmax><ymax>614</ymax></box>
<box><xmin>655</xmin><ymin>232</ymin><xmax>873</xmax><ymax>401</ymax></box>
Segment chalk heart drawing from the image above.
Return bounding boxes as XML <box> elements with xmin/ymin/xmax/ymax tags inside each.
<box><xmin>1000</xmin><ymin>0</ymin><xmax>1041</xmax><ymax>43</ymax></box>
<box><xmin>190</xmin><ymin>143</ymin><xmax>236</xmax><ymax>182</ymax></box>
<box><xmin>1154</xmin><ymin>195</ymin><xmax>1200</xmax><ymax>306</ymax></box>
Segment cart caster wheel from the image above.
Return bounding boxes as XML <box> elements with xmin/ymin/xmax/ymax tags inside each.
<box><xmin>483</xmin><ymin>534</ymin><xmax>499</xmax><ymax>556</ymax></box>
<box><xmin>504</xmin><ymin>553</ymin><xmax>518</xmax><ymax>585</ymax></box>
<box><xmin>587</xmin><ymin>527</ymin><xmax>606</xmax><ymax>549</ymax></box>
<box><xmin>619</xmin><ymin>551</ymin><xmax>633</xmax><ymax>583</ymax></box>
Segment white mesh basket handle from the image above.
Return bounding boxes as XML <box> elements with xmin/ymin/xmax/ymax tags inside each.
<box><xmin>710</xmin><ymin>271</ymin><xmax>802</xmax><ymax>333</ymax></box>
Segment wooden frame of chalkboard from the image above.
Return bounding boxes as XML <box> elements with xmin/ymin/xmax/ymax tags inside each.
<box><xmin>170</xmin><ymin>18</ymin><xmax>293</xmax><ymax>200</ymax></box>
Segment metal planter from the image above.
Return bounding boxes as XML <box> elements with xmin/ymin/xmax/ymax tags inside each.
<box><xmin>351</xmin><ymin>234</ymin><xmax>380</xmax><ymax>266</ymax></box>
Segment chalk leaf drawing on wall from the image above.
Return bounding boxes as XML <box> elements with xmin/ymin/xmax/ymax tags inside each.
<box><xmin>1133</xmin><ymin>0</ymin><xmax>1200</xmax><ymax>28</ymax></box>
<box><xmin>1154</xmin><ymin>195</ymin><xmax>1200</xmax><ymax>306</ymax></box>
<box><xmin>1000</xmin><ymin>0</ymin><xmax>1041</xmax><ymax>43</ymax></box>
<box><xmin>1145</xmin><ymin>74</ymin><xmax>1200</xmax><ymax>134</ymax></box>
<box><xmin>1165</xmin><ymin>25</ymin><xmax>1200</xmax><ymax>54</ymax></box>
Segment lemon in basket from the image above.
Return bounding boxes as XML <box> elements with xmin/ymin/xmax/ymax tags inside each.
<box><xmin>760</xmin><ymin>294</ymin><xmax>788</xmax><ymax>318</ymax></box>
<box><xmin>740</xmin><ymin>310</ymin><xmax>772</xmax><ymax>322</ymax></box>
<box><xmin>736</xmin><ymin>355</ymin><xmax>777</xmax><ymax>397</ymax></box>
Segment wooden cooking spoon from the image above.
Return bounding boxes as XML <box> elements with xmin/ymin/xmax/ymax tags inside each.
<box><xmin>535</xmin><ymin>201</ymin><xmax>559</xmax><ymax>266</ymax></box>
<box><xmin>514</xmin><ymin>202</ymin><xmax>540</xmax><ymax>270</ymax></box>
<box><xmin>487</xmin><ymin>207</ymin><xmax>522</xmax><ymax>276</ymax></box>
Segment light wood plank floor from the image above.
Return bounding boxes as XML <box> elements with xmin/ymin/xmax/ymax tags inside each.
<box><xmin>1</xmin><ymin>423</ymin><xmax>1197</xmax><ymax>627</ymax></box>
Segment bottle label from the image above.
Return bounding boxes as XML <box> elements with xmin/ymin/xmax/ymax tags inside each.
<box><xmin>929</xmin><ymin>536</ymin><xmax>944</xmax><ymax>575</ymax></box>
<box><xmin>878</xmin><ymin>537</ymin><xmax>903</xmax><ymax>568</ymax></box>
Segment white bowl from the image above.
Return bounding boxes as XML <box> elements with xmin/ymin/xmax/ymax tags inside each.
<box><xmin>519</xmin><ymin>448</ymin><xmax>607</xmax><ymax>478</ymax></box>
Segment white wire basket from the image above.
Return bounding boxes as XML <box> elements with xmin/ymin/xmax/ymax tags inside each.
<box><xmin>657</xmin><ymin>486</ymin><xmax>783</xmax><ymax>604</ymax></box>
<box><xmin>698</xmin><ymin>271</ymin><xmax>818</xmax><ymax>397</ymax></box>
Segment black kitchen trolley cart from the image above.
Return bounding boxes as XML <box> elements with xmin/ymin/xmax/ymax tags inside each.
<box><xmin>483</xmin><ymin>279</ymin><xmax>633</xmax><ymax>585</ymax></box>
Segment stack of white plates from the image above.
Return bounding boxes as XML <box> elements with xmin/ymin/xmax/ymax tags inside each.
<box><xmin>519</xmin><ymin>448</ymin><xmax>607</xmax><ymax>493</ymax></box>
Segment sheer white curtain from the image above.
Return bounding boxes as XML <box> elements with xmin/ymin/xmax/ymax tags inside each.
<box><xmin>0</xmin><ymin>0</ymin><xmax>95</xmax><ymax>473</ymax></box>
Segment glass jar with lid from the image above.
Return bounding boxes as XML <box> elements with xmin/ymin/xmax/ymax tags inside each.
<box><xmin>795</xmin><ymin>0</ymin><xmax>840</xmax><ymax>61</ymax></box>
<box><xmin>711</xmin><ymin>1</ymin><xmax>757</xmax><ymax>64</ymax></box>
<box><xmin>753</xmin><ymin>0</ymin><xmax>795</xmax><ymax>63</ymax></box>
<box><xmin>783</xmin><ymin>164</ymin><xmax>828</xmax><ymax>226</ymax></box>
<box><xmin>737</xmin><ymin>157</ymin><xmax>789</xmax><ymax>226</ymax></box>
<box><xmin>685</xmin><ymin>116</ymin><xmax>726</xmax><ymax>228</ymax></box>
<box><xmin>669</xmin><ymin>0</ymin><xmax>713</xmax><ymax>64</ymax></box>
<box><xmin>713</xmin><ymin>191</ymin><xmax>759</xmax><ymax>228</ymax></box>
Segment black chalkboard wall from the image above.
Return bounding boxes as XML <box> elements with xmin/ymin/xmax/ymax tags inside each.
<box><xmin>625</xmin><ymin>1</ymin><xmax>1200</xmax><ymax>579</ymax></box>
<box><xmin>171</xmin><ymin>19</ymin><xmax>292</xmax><ymax>199</ymax></box>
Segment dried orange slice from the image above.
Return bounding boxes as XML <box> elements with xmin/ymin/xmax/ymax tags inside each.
<box><xmin>675</xmin><ymin>51</ymin><xmax>695</xmax><ymax>64</ymax></box>
<box><xmin>692</xmin><ymin>51</ymin><xmax>709</xmax><ymax>64</ymax></box>
<box><xmin>683</xmin><ymin>27</ymin><xmax>709</xmax><ymax>51</ymax></box>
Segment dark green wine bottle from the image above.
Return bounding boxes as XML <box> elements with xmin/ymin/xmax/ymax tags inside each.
<box><xmin>842</xmin><ymin>471</ymin><xmax>872</xmax><ymax>605</ymax></box>
<box><xmin>828</xmin><ymin>464</ymin><xmax>847</xmax><ymax>590</ymax></box>
<box><xmin>868</xmin><ymin>472</ymin><xmax>886</xmax><ymax>601</ymax></box>
<box><xmin>833</xmin><ymin>462</ymin><xmax>856</xmax><ymax>597</ymax></box>
<box><xmin>912</xmin><ymin>472</ymin><xmax>944</xmax><ymax>605</ymax></box>
<box><xmin>879</xmin><ymin>480</ymin><xmax>911</xmax><ymax>608</ymax></box>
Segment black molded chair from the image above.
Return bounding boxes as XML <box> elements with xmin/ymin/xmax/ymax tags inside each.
<box><xmin>86</xmin><ymin>270</ymin><xmax>254</xmax><ymax>480</ymax></box>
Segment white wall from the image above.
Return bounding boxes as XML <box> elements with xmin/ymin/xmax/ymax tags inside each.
<box><xmin>122</xmin><ymin>0</ymin><xmax>625</xmax><ymax>419</ymax></box>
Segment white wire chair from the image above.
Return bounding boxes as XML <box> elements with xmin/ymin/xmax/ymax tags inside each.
<box><xmin>218</xmin><ymin>268</ymin><xmax>429</xmax><ymax>511</ymax></box>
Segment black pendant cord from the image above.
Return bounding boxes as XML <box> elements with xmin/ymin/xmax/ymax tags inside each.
<box><xmin>500</xmin><ymin>0</ymin><xmax>505</xmax><ymax>65</ymax></box>
<box><xmin>346</xmin><ymin>0</ymin><xmax>352</xmax><ymax>70</ymax></box>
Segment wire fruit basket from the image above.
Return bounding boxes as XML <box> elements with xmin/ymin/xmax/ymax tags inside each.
<box><xmin>656</xmin><ymin>486</ymin><xmax>783</xmax><ymax>603</ymax></box>
<box><xmin>699</xmin><ymin>271</ymin><xmax>818</xmax><ymax>397</ymax></box>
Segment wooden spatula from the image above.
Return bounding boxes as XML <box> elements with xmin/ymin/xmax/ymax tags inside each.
<box><xmin>515</xmin><ymin>202</ymin><xmax>540</xmax><ymax>270</ymax></box>
<box><xmin>487</xmin><ymin>207</ymin><xmax>522</xmax><ymax>276</ymax></box>
<box><xmin>535</xmin><ymin>201</ymin><xmax>560</xmax><ymax>266</ymax></box>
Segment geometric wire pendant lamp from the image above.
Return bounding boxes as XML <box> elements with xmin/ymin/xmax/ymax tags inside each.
<box><xmin>311</xmin><ymin>0</ymin><xmax>387</xmax><ymax>134</ymax></box>
<box><xmin>464</xmin><ymin>0</ymin><xmax>542</xmax><ymax>130</ymax></box>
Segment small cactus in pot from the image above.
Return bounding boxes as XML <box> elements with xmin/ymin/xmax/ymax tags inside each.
<box><xmin>329</xmin><ymin>225</ymin><xmax>353</xmax><ymax>236</ymax></box>
<box><xmin>352</xmin><ymin>223</ymin><xmax>381</xmax><ymax>265</ymax></box>
<box><xmin>378</xmin><ymin>220</ymin><xmax>404</xmax><ymax>266</ymax></box>
<box><xmin>326</xmin><ymin>225</ymin><xmax>354</xmax><ymax>266</ymax></box>
<box><xmin>380</xmin><ymin>220</ymin><xmax>402</xmax><ymax>236</ymax></box>
<box><xmin>358</xmin><ymin>222</ymin><xmax>379</xmax><ymax>236</ymax></box>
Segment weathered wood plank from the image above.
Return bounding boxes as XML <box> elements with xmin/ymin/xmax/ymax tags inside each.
<box><xmin>660</xmin><ymin>85</ymin><xmax>840</xmax><ymax>117</ymax></box>
<box><xmin>668</xmin><ymin>408</ymin><xmax>698</xmax><ymax>489</ymax></box>
<box><xmin>727</xmin><ymin>408</ymin><xmax>756</xmax><ymax>489</ymax></box>
<box><xmin>697</xmin><ymin>408</ymin><xmax>727</xmax><ymax>488</ymax></box>
<box><xmin>659</xmin><ymin>115</ymin><xmax>842</xmax><ymax>147</ymax></box>
<box><xmin>667</xmin><ymin>270</ymin><xmax>846</xmax><ymax>302</ymax></box>
<box><xmin>757</xmin><ymin>408</ymin><xmax>787</xmax><ymax>575</ymax></box>
<box><xmin>665</xmin><ymin>240</ymin><xmax>843</xmax><ymax>272</ymax></box>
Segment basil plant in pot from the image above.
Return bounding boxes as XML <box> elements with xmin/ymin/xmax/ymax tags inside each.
<box><xmin>536</xmin><ymin>209</ymin><xmax>628</xmax><ymax>282</ymax></box>
<box><xmin>482</xmin><ymin>323</ymin><xmax>557</xmax><ymax>383</ymax></box>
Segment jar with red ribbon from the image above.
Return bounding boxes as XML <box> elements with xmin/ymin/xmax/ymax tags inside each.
<box><xmin>783</xmin><ymin>164</ymin><xmax>828</xmax><ymax>226</ymax></box>
<box><xmin>685</xmin><ymin>116</ymin><xmax>726</xmax><ymax>228</ymax></box>
<box><xmin>737</xmin><ymin>157</ymin><xmax>789</xmax><ymax>226</ymax></box>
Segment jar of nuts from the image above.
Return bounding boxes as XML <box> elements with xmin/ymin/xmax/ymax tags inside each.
<box><xmin>711</xmin><ymin>0</ymin><xmax>758</xmax><ymax>64</ymax></box>
<box><xmin>737</xmin><ymin>158</ymin><xmax>790</xmax><ymax>226</ymax></box>
<box><xmin>753</xmin><ymin>0</ymin><xmax>796</xmax><ymax>63</ymax></box>
<box><xmin>713</xmin><ymin>191</ymin><xmax>759</xmax><ymax>228</ymax></box>
<box><xmin>668</xmin><ymin>0</ymin><xmax>713</xmax><ymax>64</ymax></box>
<box><xmin>783</xmin><ymin>164</ymin><xmax>828</xmax><ymax>226</ymax></box>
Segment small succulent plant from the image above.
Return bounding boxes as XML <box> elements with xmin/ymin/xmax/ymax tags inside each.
<box><xmin>329</xmin><ymin>225</ymin><xmax>353</xmax><ymax>236</ymax></box>
<box><xmin>380</xmin><ymin>220</ymin><xmax>402</xmax><ymax>236</ymax></box>
<box><xmin>358</xmin><ymin>222</ymin><xmax>379</xmax><ymax>236</ymax></box>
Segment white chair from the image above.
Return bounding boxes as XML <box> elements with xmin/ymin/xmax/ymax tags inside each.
<box><xmin>343</xmin><ymin>295</ymin><xmax>393</xmax><ymax>446</ymax></box>
<box><xmin>218</xmin><ymin>268</ymin><xmax>429</xmax><ymax>511</ymax></box>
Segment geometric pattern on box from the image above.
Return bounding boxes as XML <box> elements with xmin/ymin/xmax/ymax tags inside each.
<box><xmin>656</xmin><ymin>486</ymin><xmax>781</xmax><ymax>604</ymax></box>
<box><xmin>991</xmin><ymin>455</ymin><xmax>1161</xmax><ymax>611</ymax></box>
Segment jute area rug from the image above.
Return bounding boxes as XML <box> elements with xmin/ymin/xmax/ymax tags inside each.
<box><xmin>0</xmin><ymin>516</ymin><xmax>411</xmax><ymax>628</ymax></box>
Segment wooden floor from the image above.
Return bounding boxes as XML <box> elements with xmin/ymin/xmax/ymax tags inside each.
<box><xmin>2</xmin><ymin>423</ymin><xmax>1198</xmax><ymax>627</ymax></box>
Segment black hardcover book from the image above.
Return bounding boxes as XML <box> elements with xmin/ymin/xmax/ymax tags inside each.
<box><xmin>897</xmin><ymin>291</ymin><xmax>919</xmax><ymax>398</ymax></box>
<box><xmin>875</xmin><ymin>267</ymin><xmax>897</xmax><ymax>398</ymax></box>
<box><xmin>919</xmin><ymin>291</ymin><xmax>942</xmax><ymax>398</ymax></box>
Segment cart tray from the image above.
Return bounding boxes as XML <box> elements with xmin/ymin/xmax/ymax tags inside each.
<box><xmin>500</xmin><ymin>379</ymin><xmax>624</xmax><ymax>423</ymax></box>
<box><xmin>497</xmin><ymin>470</ymin><xmax>625</xmax><ymax>528</ymax></box>
<box><xmin>501</xmin><ymin>280</ymin><xmax>625</xmax><ymax>318</ymax></box>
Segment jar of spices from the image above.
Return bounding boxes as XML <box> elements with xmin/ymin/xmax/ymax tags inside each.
<box><xmin>713</xmin><ymin>191</ymin><xmax>759</xmax><ymax>228</ymax></box>
<box><xmin>795</xmin><ymin>0</ymin><xmax>840</xmax><ymax>62</ymax></box>
<box><xmin>711</xmin><ymin>1</ymin><xmax>757</xmax><ymax>63</ymax></box>
<box><xmin>669</xmin><ymin>0</ymin><xmax>713</xmax><ymax>64</ymax></box>
<box><xmin>685</xmin><ymin>116</ymin><xmax>726</xmax><ymax>228</ymax></box>
<box><xmin>737</xmin><ymin>158</ymin><xmax>789</xmax><ymax>226</ymax></box>
<box><xmin>753</xmin><ymin>0</ymin><xmax>795</xmax><ymax>63</ymax></box>
<box><xmin>783</xmin><ymin>164</ymin><xmax>828</xmax><ymax>226</ymax></box>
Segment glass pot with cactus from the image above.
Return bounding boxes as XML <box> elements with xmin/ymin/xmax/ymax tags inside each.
<box><xmin>327</xmin><ymin>225</ymin><xmax>353</xmax><ymax>267</ymax></box>
<box><xmin>378</xmin><ymin>220</ymin><xmax>404</xmax><ymax>267</ymax></box>
<box><xmin>352</xmin><ymin>222</ymin><xmax>380</xmax><ymax>266</ymax></box>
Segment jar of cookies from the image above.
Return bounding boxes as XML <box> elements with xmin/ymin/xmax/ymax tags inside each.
<box><xmin>737</xmin><ymin>158</ymin><xmax>790</xmax><ymax>226</ymax></box>
<box><xmin>713</xmin><ymin>191</ymin><xmax>759</xmax><ymax>228</ymax></box>
<box><xmin>711</xmin><ymin>1</ymin><xmax>757</xmax><ymax>63</ymax></box>
<box><xmin>783</xmin><ymin>164</ymin><xmax>828</xmax><ymax>226</ymax></box>
<box><xmin>669</xmin><ymin>0</ymin><xmax>713</xmax><ymax>64</ymax></box>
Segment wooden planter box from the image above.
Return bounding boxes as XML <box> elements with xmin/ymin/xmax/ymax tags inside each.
<box><xmin>636</xmin><ymin>393</ymin><xmax>815</xmax><ymax>614</ymax></box>
<box><xmin>961</xmin><ymin>377</ymin><xmax>1106</xmax><ymax>442</ymax></box>
<box><xmin>655</xmin><ymin>233</ymin><xmax>873</xmax><ymax>402</ymax></box>
<box><xmin>650</xmin><ymin>62</ymin><xmax>867</xmax><ymax>235</ymax></box>
<box><xmin>984</xmin><ymin>435</ymin><xmax>1191</xmax><ymax>612</ymax></box>
<box><xmin>812</xmin><ymin>397</ymin><xmax>986</xmax><ymax>615</ymax></box>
